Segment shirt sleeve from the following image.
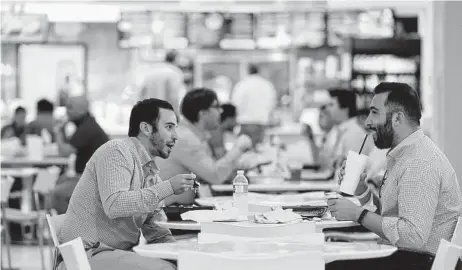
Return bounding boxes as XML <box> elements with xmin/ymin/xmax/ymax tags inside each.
<box><xmin>381</xmin><ymin>160</ymin><xmax>440</xmax><ymax>249</ymax></box>
<box><xmin>141</xmin><ymin>211</ymin><xmax>175</xmax><ymax>244</ymax></box>
<box><xmin>95</xmin><ymin>143</ymin><xmax>174</xmax><ymax>219</ymax></box>
<box><xmin>69</xmin><ymin>121</ymin><xmax>92</xmax><ymax>150</ymax></box>
<box><xmin>172</xmin><ymin>138</ymin><xmax>240</xmax><ymax>185</ymax></box>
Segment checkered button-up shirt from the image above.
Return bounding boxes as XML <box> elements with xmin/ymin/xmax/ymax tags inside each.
<box><xmin>58</xmin><ymin>137</ymin><xmax>175</xmax><ymax>251</ymax></box>
<box><xmin>379</xmin><ymin>129</ymin><xmax>462</xmax><ymax>255</ymax></box>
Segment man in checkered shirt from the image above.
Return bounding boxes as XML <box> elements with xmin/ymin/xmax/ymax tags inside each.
<box><xmin>58</xmin><ymin>99</ymin><xmax>195</xmax><ymax>270</ymax></box>
<box><xmin>327</xmin><ymin>82</ymin><xmax>462</xmax><ymax>270</ymax></box>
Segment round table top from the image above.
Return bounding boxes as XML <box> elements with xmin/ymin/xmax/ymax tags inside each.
<box><xmin>1</xmin><ymin>155</ymin><xmax>69</xmax><ymax>166</ymax></box>
<box><xmin>156</xmin><ymin>219</ymin><xmax>358</xmax><ymax>231</ymax></box>
<box><xmin>210</xmin><ymin>181</ymin><xmax>338</xmax><ymax>193</ymax></box>
<box><xmin>134</xmin><ymin>240</ymin><xmax>397</xmax><ymax>263</ymax></box>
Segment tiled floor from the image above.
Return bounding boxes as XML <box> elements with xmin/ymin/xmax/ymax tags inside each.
<box><xmin>2</xmin><ymin>244</ymin><xmax>53</xmax><ymax>270</ymax></box>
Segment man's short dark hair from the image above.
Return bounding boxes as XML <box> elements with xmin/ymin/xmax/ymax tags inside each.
<box><xmin>220</xmin><ymin>103</ymin><xmax>236</xmax><ymax>122</ymax></box>
<box><xmin>373</xmin><ymin>82</ymin><xmax>422</xmax><ymax>125</ymax></box>
<box><xmin>128</xmin><ymin>98</ymin><xmax>176</xmax><ymax>137</ymax></box>
<box><xmin>328</xmin><ymin>88</ymin><xmax>357</xmax><ymax>117</ymax></box>
<box><xmin>37</xmin><ymin>99</ymin><xmax>54</xmax><ymax>114</ymax></box>
<box><xmin>181</xmin><ymin>88</ymin><xmax>218</xmax><ymax>123</ymax></box>
<box><xmin>15</xmin><ymin>106</ymin><xmax>26</xmax><ymax>114</ymax></box>
<box><xmin>248</xmin><ymin>64</ymin><xmax>259</xmax><ymax>75</ymax></box>
<box><xmin>165</xmin><ymin>50</ymin><xmax>177</xmax><ymax>63</ymax></box>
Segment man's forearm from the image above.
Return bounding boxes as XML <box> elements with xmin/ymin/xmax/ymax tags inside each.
<box><xmin>361</xmin><ymin>210</ymin><xmax>386</xmax><ymax>239</ymax></box>
<box><xmin>55</xmin><ymin>130</ymin><xmax>75</xmax><ymax>156</ymax></box>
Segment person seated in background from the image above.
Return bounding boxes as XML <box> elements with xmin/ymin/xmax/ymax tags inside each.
<box><xmin>326</xmin><ymin>88</ymin><xmax>375</xmax><ymax>163</ymax></box>
<box><xmin>157</xmin><ymin>88</ymin><xmax>252</xmax><ymax>206</ymax></box>
<box><xmin>209</xmin><ymin>103</ymin><xmax>238</xmax><ymax>159</ymax></box>
<box><xmin>1</xmin><ymin>106</ymin><xmax>28</xmax><ymax>144</ymax></box>
<box><xmin>51</xmin><ymin>96</ymin><xmax>109</xmax><ymax>214</ymax></box>
<box><xmin>28</xmin><ymin>99</ymin><xmax>56</xmax><ymax>142</ymax></box>
<box><xmin>356</xmin><ymin>108</ymin><xmax>370</xmax><ymax>132</ymax></box>
<box><xmin>327</xmin><ymin>82</ymin><xmax>462</xmax><ymax>270</ymax></box>
<box><xmin>58</xmin><ymin>98</ymin><xmax>194</xmax><ymax>270</ymax></box>
<box><xmin>302</xmin><ymin>104</ymin><xmax>339</xmax><ymax>171</ymax></box>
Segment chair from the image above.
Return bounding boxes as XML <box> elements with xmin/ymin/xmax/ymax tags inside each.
<box><xmin>46</xmin><ymin>214</ymin><xmax>67</xmax><ymax>270</ymax></box>
<box><xmin>451</xmin><ymin>217</ymin><xmax>462</xmax><ymax>246</ymax></box>
<box><xmin>431</xmin><ymin>239</ymin><xmax>462</xmax><ymax>270</ymax></box>
<box><xmin>1</xmin><ymin>176</ymin><xmax>16</xmax><ymax>270</ymax></box>
<box><xmin>3</xmin><ymin>166</ymin><xmax>61</xmax><ymax>270</ymax></box>
<box><xmin>178</xmin><ymin>250</ymin><xmax>324</xmax><ymax>270</ymax></box>
<box><xmin>58</xmin><ymin>237</ymin><xmax>91</xmax><ymax>270</ymax></box>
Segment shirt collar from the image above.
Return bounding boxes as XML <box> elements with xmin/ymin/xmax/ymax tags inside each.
<box><xmin>387</xmin><ymin>129</ymin><xmax>424</xmax><ymax>160</ymax></box>
<box><xmin>181</xmin><ymin>117</ymin><xmax>211</xmax><ymax>142</ymax></box>
<box><xmin>129</xmin><ymin>137</ymin><xmax>160</xmax><ymax>172</ymax></box>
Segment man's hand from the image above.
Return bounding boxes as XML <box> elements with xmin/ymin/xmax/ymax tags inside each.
<box><xmin>337</xmin><ymin>160</ymin><xmax>369</xmax><ymax>196</ymax></box>
<box><xmin>235</xmin><ymin>134</ymin><xmax>252</xmax><ymax>152</ymax></box>
<box><xmin>327</xmin><ymin>198</ymin><xmax>363</xmax><ymax>221</ymax></box>
<box><xmin>168</xmin><ymin>174</ymin><xmax>196</xmax><ymax>195</ymax></box>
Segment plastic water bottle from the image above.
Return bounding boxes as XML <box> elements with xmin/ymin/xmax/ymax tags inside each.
<box><xmin>233</xmin><ymin>170</ymin><xmax>249</xmax><ymax>214</ymax></box>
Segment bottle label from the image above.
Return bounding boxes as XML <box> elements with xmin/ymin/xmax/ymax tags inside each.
<box><xmin>233</xmin><ymin>184</ymin><xmax>248</xmax><ymax>193</ymax></box>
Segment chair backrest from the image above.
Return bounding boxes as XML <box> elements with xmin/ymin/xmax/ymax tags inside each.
<box><xmin>431</xmin><ymin>239</ymin><xmax>462</xmax><ymax>270</ymax></box>
<box><xmin>1</xmin><ymin>176</ymin><xmax>15</xmax><ymax>204</ymax></box>
<box><xmin>451</xmin><ymin>217</ymin><xmax>462</xmax><ymax>247</ymax></box>
<box><xmin>33</xmin><ymin>166</ymin><xmax>61</xmax><ymax>195</ymax></box>
<box><xmin>178</xmin><ymin>250</ymin><xmax>324</xmax><ymax>270</ymax></box>
<box><xmin>201</xmin><ymin>221</ymin><xmax>317</xmax><ymax>238</ymax></box>
<box><xmin>58</xmin><ymin>237</ymin><xmax>91</xmax><ymax>270</ymax></box>
<box><xmin>46</xmin><ymin>214</ymin><xmax>67</xmax><ymax>247</ymax></box>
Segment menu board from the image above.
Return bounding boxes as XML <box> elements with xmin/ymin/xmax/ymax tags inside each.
<box><xmin>222</xmin><ymin>13</ymin><xmax>253</xmax><ymax>40</ymax></box>
<box><xmin>255</xmin><ymin>12</ymin><xmax>291</xmax><ymax>38</ymax></box>
<box><xmin>187</xmin><ymin>13</ymin><xmax>222</xmax><ymax>48</ymax></box>
<box><xmin>292</xmin><ymin>12</ymin><xmax>326</xmax><ymax>47</ymax></box>
<box><xmin>1</xmin><ymin>13</ymin><xmax>49</xmax><ymax>43</ymax></box>
<box><xmin>118</xmin><ymin>11</ymin><xmax>187</xmax><ymax>49</ymax></box>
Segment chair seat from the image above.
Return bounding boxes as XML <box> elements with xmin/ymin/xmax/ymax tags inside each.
<box><xmin>3</xmin><ymin>208</ymin><xmax>46</xmax><ymax>223</ymax></box>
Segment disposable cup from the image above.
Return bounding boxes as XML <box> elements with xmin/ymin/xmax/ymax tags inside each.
<box><xmin>339</xmin><ymin>150</ymin><xmax>369</xmax><ymax>195</ymax></box>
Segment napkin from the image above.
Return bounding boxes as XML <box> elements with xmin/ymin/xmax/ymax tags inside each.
<box><xmin>253</xmin><ymin>208</ymin><xmax>302</xmax><ymax>224</ymax></box>
<box><xmin>181</xmin><ymin>208</ymin><xmax>246</xmax><ymax>222</ymax></box>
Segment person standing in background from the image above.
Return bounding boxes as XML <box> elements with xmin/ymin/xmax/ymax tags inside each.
<box><xmin>231</xmin><ymin>64</ymin><xmax>277</xmax><ymax>146</ymax></box>
<box><xmin>51</xmin><ymin>95</ymin><xmax>109</xmax><ymax>214</ymax></box>
<box><xmin>28</xmin><ymin>99</ymin><xmax>56</xmax><ymax>142</ymax></box>
<box><xmin>1</xmin><ymin>106</ymin><xmax>28</xmax><ymax>144</ymax></box>
<box><xmin>139</xmin><ymin>50</ymin><xmax>186</xmax><ymax>113</ymax></box>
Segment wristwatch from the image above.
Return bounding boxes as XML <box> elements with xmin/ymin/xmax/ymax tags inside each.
<box><xmin>357</xmin><ymin>209</ymin><xmax>369</xmax><ymax>224</ymax></box>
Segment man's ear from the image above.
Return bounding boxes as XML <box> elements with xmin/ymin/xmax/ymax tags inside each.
<box><xmin>139</xmin><ymin>122</ymin><xmax>152</xmax><ymax>136</ymax></box>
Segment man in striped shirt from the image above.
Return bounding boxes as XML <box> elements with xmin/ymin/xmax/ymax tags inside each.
<box><xmin>327</xmin><ymin>82</ymin><xmax>462</xmax><ymax>270</ymax></box>
<box><xmin>58</xmin><ymin>99</ymin><xmax>195</xmax><ymax>270</ymax></box>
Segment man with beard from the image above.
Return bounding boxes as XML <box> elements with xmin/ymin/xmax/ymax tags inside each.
<box><xmin>157</xmin><ymin>88</ymin><xmax>252</xmax><ymax>205</ymax></box>
<box><xmin>326</xmin><ymin>82</ymin><xmax>462</xmax><ymax>270</ymax></box>
<box><xmin>57</xmin><ymin>98</ymin><xmax>195</xmax><ymax>270</ymax></box>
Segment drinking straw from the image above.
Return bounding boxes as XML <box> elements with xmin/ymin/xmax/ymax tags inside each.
<box><xmin>359</xmin><ymin>134</ymin><xmax>368</xmax><ymax>154</ymax></box>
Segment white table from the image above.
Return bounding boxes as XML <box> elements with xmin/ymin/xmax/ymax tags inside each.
<box><xmin>156</xmin><ymin>220</ymin><xmax>358</xmax><ymax>231</ymax></box>
<box><xmin>134</xmin><ymin>240</ymin><xmax>397</xmax><ymax>263</ymax></box>
<box><xmin>1</xmin><ymin>156</ymin><xmax>69</xmax><ymax>167</ymax></box>
<box><xmin>211</xmin><ymin>181</ymin><xmax>338</xmax><ymax>193</ymax></box>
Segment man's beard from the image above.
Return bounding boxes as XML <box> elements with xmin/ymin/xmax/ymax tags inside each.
<box><xmin>149</xmin><ymin>133</ymin><xmax>169</xmax><ymax>159</ymax></box>
<box><xmin>373</xmin><ymin>115</ymin><xmax>394</xmax><ymax>149</ymax></box>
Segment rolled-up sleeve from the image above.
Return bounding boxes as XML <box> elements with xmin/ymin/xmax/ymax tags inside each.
<box><xmin>382</xmin><ymin>160</ymin><xmax>440</xmax><ymax>249</ymax></box>
<box><xmin>96</xmin><ymin>143</ymin><xmax>174</xmax><ymax>219</ymax></box>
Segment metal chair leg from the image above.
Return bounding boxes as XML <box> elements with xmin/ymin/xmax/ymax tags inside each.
<box><xmin>1</xmin><ymin>205</ymin><xmax>19</xmax><ymax>270</ymax></box>
<box><xmin>34</xmin><ymin>193</ymin><xmax>46</xmax><ymax>270</ymax></box>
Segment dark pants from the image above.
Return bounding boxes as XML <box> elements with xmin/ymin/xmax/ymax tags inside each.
<box><xmin>326</xmin><ymin>249</ymin><xmax>452</xmax><ymax>270</ymax></box>
<box><xmin>51</xmin><ymin>175</ymin><xmax>80</xmax><ymax>214</ymax></box>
